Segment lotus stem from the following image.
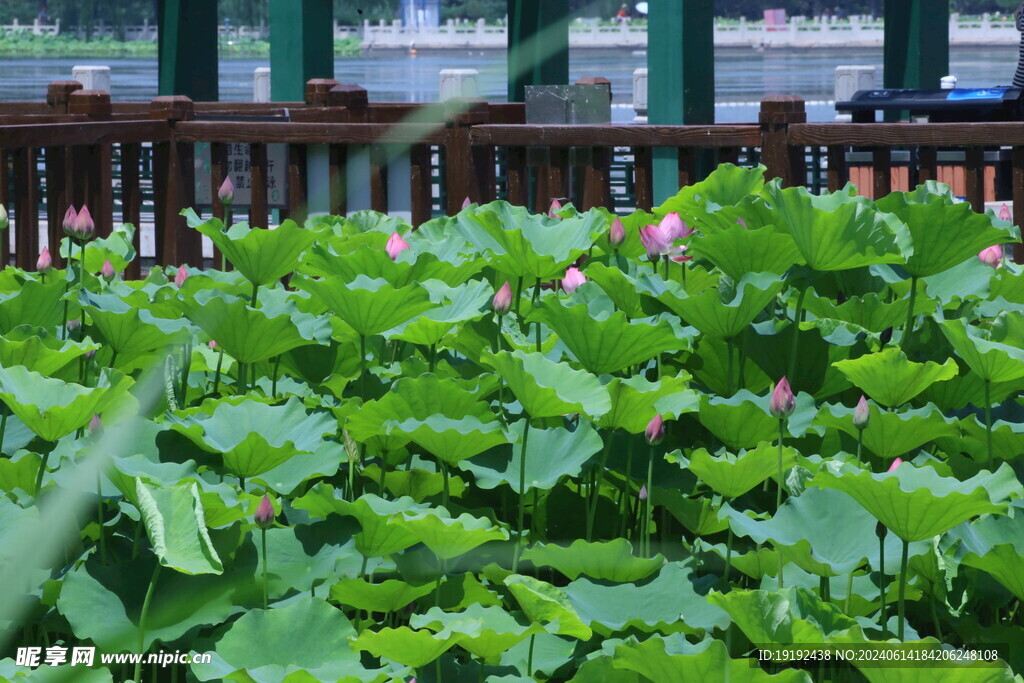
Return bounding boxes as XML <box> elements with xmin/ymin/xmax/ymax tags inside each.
<box><xmin>930</xmin><ymin>592</ymin><xmax>943</xmax><ymax>641</ymax></box>
<box><xmin>897</xmin><ymin>538</ymin><xmax>910</xmax><ymax>640</ymax></box>
<box><xmin>663</xmin><ymin>256</ymin><xmax>669</xmax><ymax>279</ymax></box>
<box><xmin>239</xmin><ymin>476</ymin><xmax>245</xmax><ymax>492</ymax></box>
<box><xmin>378</xmin><ymin>460</ymin><xmax>387</xmax><ymax>497</ymax></box>
<box><xmin>786</xmin><ymin>286</ymin><xmax>807</xmax><ymax>381</ymax></box>
<box><xmin>250</xmin><ymin>281</ymin><xmax>259</xmax><ymax>307</ymax></box>
<box><xmin>495</xmin><ymin>313</ymin><xmax>504</xmax><ymax>353</ymax></box>
<box><xmin>0</xmin><ymin>408</ymin><xmax>8</xmax><ymax>456</ymax></box>
<box><xmin>644</xmin><ymin>448</ymin><xmax>654</xmax><ymax>558</ymax></box>
<box><xmin>134</xmin><ymin>563</ymin><xmax>162</xmax><ymax>683</ymax></box>
<box><xmin>97</xmin><ymin>470</ymin><xmax>106</xmax><ymax>564</ymax></box>
<box><xmin>440</xmin><ymin>460</ymin><xmax>450</xmax><ymax>509</ymax></box>
<box><xmin>527</xmin><ymin>633</ymin><xmax>536</xmax><ymax>678</ymax></box>
<box><xmin>845</xmin><ymin>569</ymin><xmax>855</xmax><ymax>615</ymax></box>
<box><xmin>984</xmin><ymin>379</ymin><xmax>993</xmax><ymax>462</ymax></box>
<box><xmin>261</xmin><ymin>527</ymin><xmax>268</xmax><ymax>610</ymax></box>
<box><xmin>109</xmin><ymin>350</ymin><xmax>118</xmax><ymax>370</ymax></box>
<box><xmin>777</xmin><ymin>419</ymin><xmax>785</xmax><ymax>588</ymax></box>
<box><xmin>429</xmin><ymin>344</ymin><xmax>437</xmax><ymax>373</ymax></box>
<box><xmin>856</xmin><ymin>429</ymin><xmax>864</xmax><ymax>468</ymax></box>
<box><xmin>179</xmin><ymin>343</ymin><xmax>192</xmax><ymax>407</ymax></box>
<box><xmin>212</xmin><ymin>349</ymin><xmax>224</xmax><ymax>395</ymax></box>
<box><xmin>726</xmin><ymin>337</ymin><xmax>734</xmax><ymax>396</ymax></box>
<box><xmin>271</xmin><ymin>355</ymin><xmax>281</xmax><ymax>398</ymax></box>
<box><xmin>513</xmin><ymin>418</ymin><xmax>532</xmax><ymax>573</ymax></box>
<box><xmin>619</xmin><ymin>438</ymin><xmax>635</xmax><ymax>538</ymax></box>
<box><xmin>903</xmin><ymin>276</ymin><xmax>918</xmax><ymax>348</ymax></box>
<box><xmin>586</xmin><ymin>432</ymin><xmax>615</xmax><ymax>542</ymax></box>
<box><xmin>878</xmin><ymin>527</ymin><xmax>887</xmax><ymax>637</ymax></box>
<box><xmin>34</xmin><ymin>451</ymin><xmax>50</xmax><ymax>495</ymax></box>
<box><xmin>723</xmin><ymin>524</ymin><xmax>734</xmax><ymax>591</ymax></box>
<box><xmin>514</xmin><ymin>276</ymin><xmax>524</xmax><ymax>316</ymax></box>
<box><xmin>359</xmin><ymin>335</ymin><xmax>367</xmax><ymax>397</ymax></box>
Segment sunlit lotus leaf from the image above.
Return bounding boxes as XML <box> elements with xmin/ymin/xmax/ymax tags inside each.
<box><xmin>79</xmin><ymin>290</ymin><xmax>192</xmax><ymax>363</ymax></box>
<box><xmin>0</xmin><ymin>366</ymin><xmax>133</xmax><ymax>442</ymax></box>
<box><xmin>875</xmin><ymin>186</ymin><xmax>1019</xmax><ymax>277</ymax></box>
<box><xmin>940</xmin><ymin>318</ymin><xmax>1024</xmax><ymax>383</ymax></box>
<box><xmin>301</xmin><ymin>237</ymin><xmax>482</xmax><ymax>287</ymax></box>
<box><xmin>698</xmin><ymin>390</ymin><xmax>817</xmax><ymax>450</ymax></box>
<box><xmin>459</xmin><ymin>419</ymin><xmax>603</xmax><ymax>493</ymax></box>
<box><xmin>187</xmin><ymin>211</ymin><xmax>317</xmax><ymax>286</ymax></box>
<box><xmin>660</xmin><ymin>494</ymin><xmax>730</xmax><ymax>536</ymax></box>
<box><xmin>331</xmin><ymin>578</ymin><xmax>436</xmax><ymax>613</ymax></box>
<box><xmin>106</xmin><ymin>454</ymin><xmax>198</xmax><ymax>508</ymax></box>
<box><xmin>570</xmin><ymin>653</ymin><xmax>643</xmax><ymax>683</ymax></box>
<box><xmin>612</xmin><ymin>634</ymin><xmax>811</xmax><ymax>683</ymax></box>
<box><xmin>689</xmin><ymin>223</ymin><xmax>803</xmax><ymax>281</ymax></box>
<box><xmin>0</xmin><ymin>277</ymin><xmax>67</xmax><ymax>334</ymax></box>
<box><xmin>410</xmin><ymin>603</ymin><xmax>544</xmax><ymax>660</ymax></box>
<box><xmin>390</xmin><ymin>507</ymin><xmax>508</xmax><ymax>560</ymax></box>
<box><xmin>135</xmin><ymin>479</ymin><xmax>222</xmax><ymax>575</ymax></box>
<box><xmin>938</xmin><ymin>417</ymin><xmax>1024</xmax><ymax>464</ymax></box>
<box><xmin>803</xmin><ymin>291</ymin><xmax>925</xmax><ymax>334</ymax></box>
<box><xmin>0</xmin><ymin>451</ymin><xmax>40</xmax><ymax>496</ymax></box>
<box><xmin>918</xmin><ymin>370</ymin><xmax>1024</xmax><ymax>412</ymax></box>
<box><xmin>657</xmin><ymin>163</ymin><xmax>767</xmax><ymax>220</ymax></box>
<box><xmin>814</xmin><ymin>402</ymin><xmax>957</xmax><ymax>460</ymax></box>
<box><xmin>809</xmin><ymin>461</ymin><xmax>1022</xmax><ymax>542</ymax></box>
<box><xmin>765</xmin><ymin>184</ymin><xmax>912</xmax><ymax>270</ymax></box>
<box><xmin>522</xmin><ymin>539</ymin><xmax>663</xmax><ymax>582</ymax></box>
<box><xmin>832</xmin><ymin>348</ymin><xmax>957</xmax><ymax>407</ymax></box>
<box><xmin>61</xmin><ymin>224</ymin><xmax>137</xmax><ymax>275</ymax></box>
<box><xmin>596</xmin><ymin>374</ymin><xmax>697</xmax><ymax>433</ymax></box>
<box><xmin>504</xmin><ymin>574</ymin><xmax>592</xmax><ymax>640</ymax></box>
<box><xmin>672</xmin><ymin>444</ymin><xmax>800</xmax><ymax>499</ymax></box>
<box><xmin>384</xmin><ymin>279</ymin><xmax>491</xmax><ymax>347</ymax></box>
<box><xmin>0</xmin><ymin>328</ymin><xmax>96</xmax><ymax>376</ymax></box>
<box><xmin>191</xmin><ymin>598</ymin><xmax>365</xmax><ymax>682</ymax></box>
<box><xmin>351</xmin><ymin>626</ymin><xmax>464</xmax><ymax>669</ymax></box>
<box><xmin>949</xmin><ymin>513</ymin><xmax>1024</xmax><ymax>602</ymax></box>
<box><xmin>583</xmin><ymin>262</ymin><xmax>650</xmax><ymax>318</ymax></box>
<box><xmin>480</xmin><ymin>350</ymin><xmax>610</xmax><ymax>419</ymax></box>
<box><xmin>708</xmin><ymin>587</ymin><xmax>862</xmax><ymax>645</ymax></box>
<box><xmin>648</xmin><ymin>272</ymin><xmax>783</xmax><ymax>339</ymax></box>
<box><xmin>852</xmin><ymin>648</ymin><xmax>1015</xmax><ymax>683</ymax></box>
<box><xmin>294</xmin><ymin>273</ymin><xmax>434</xmax><ymax>338</ymax></box>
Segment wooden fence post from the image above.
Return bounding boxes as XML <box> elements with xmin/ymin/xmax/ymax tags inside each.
<box><xmin>304</xmin><ymin>78</ymin><xmax>340</xmax><ymax>108</ymax></box>
<box><xmin>759</xmin><ymin>95</ymin><xmax>806</xmax><ymax>187</ymax></box>
<box><xmin>68</xmin><ymin>90</ymin><xmax>113</xmax><ymax>241</ymax></box>
<box><xmin>44</xmin><ymin>81</ymin><xmax>82</xmax><ymax>268</ymax></box>
<box><xmin>444</xmin><ymin>98</ymin><xmax>490</xmax><ymax>215</ymax></box>
<box><xmin>150</xmin><ymin>95</ymin><xmax>200</xmax><ymax>269</ymax></box>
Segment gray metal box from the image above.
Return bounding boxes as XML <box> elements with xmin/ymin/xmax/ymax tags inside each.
<box><xmin>524</xmin><ymin>84</ymin><xmax>612</xmax><ymax>124</ymax></box>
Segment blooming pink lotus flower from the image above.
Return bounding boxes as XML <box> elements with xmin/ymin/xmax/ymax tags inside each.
<box><xmin>255</xmin><ymin>494</ymin><xmax>275</xmax><ymax>529</ymax></box>
<box><xmin>669</xmin><ymin>244</ymin><xmax>692</xmax><ymax>264</ymax></box>
<box><xmin>853</xmin><ymin>395</ymin><xmax>870</xmax><ymax>429</ymax></box>
<box><xmin>218</xmin><ymin>176</ymin><xmax>235</xmax><ymax>205</ymax></box>
<box><xmin>461</xmin><ymin>196</ymin><xmax>473</xmax><ymax>210</ymax></box>
<box><xmin>174</xmin><ymin>265</ymin><xmax>189</xmax><ymax>288</ymax></box>
<box><xmin>999</xmin><ymin>203</ymin><xmax>1012</xmax><ymax>222</ymax></box>
<box><xmin>548</xmin><ymin>198</ymin><xmax>562</xmax><ymax>219</ymax></box>
<box><xmin>62</xmin><ymin>205</ymin><xmax>78</xmax><ymax>235</ymax></box>
<box><xmin>70</xmin><ymin>205</ymin><xmax>95</xmax><ymax>241</ymax></box>
<box><xmin>639</xmin><ymin>484</ymin><xmax>648</xmax><ymax>501</ymax></box>
<box><xmin>645</xmin><ymin>414</ymin><xmax>665</xmax><ymax>445</ymax></box>
<box><xmin>562</xmin><ymin>267</ymin><xmax>587</xmax><ymax>294</ymax></box>
<box><xmin>609</xmin><ymin>216</ymin><xmax>625</xmax><ymax>248</ymax></box>
<box><xmin>386</xmin><ymin>232</ymin><xmax>410</xmax><ymax>260</ymax></box>
<box><xmin>639</xmin><ymin>224</ymin><xmax>671</xmax><ymax>261</ymax></box>
<box><xmin>101</xmin><ymin>259</ymin><xmax>115</xmax><ymax>283</ymax></box>
<box><xmin>659</xmin><ymin>212</ymin><xmax>692</xmax><ymax>242</ymax></box>
<box><xmin>493</xmin><ymin>281</ymin><xmax>512</xmax><ymax>314</ymax></box>
<box><xmin>769</xmin><ymin>377</ymin><xmax>796</xmax><ymax>419</ymax></box>
<box><xmin>888</xmin><ymin>458</ymin><xmax>903</xmax><ymax>472</ymax></box>
<box><xmin>979</xmin><ymin>244</ymin><xmax>1003</xmax><ymax>269</ymax></box>
<box><xmin>37</xmin><ymin>247</ymin><xmax>52</xmax><ymax>273</ymax></box>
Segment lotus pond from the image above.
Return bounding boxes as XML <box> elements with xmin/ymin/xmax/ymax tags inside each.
<box><xmin>2</xmin><ymin>164</ymin><xmax>1024</xmax><ymax>682</ymax></box>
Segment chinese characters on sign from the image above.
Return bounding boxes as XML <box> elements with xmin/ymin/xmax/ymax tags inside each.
<box><xmin>194</xmin><ymin>142</ymin><xmax>289</xmax><ymax>209</ymax></box>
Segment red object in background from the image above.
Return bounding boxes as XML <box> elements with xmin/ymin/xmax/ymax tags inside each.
<box><xmin>764</xmin><ymin>8</ymin><xmax>787</xmax><ymax>29</ymax></box>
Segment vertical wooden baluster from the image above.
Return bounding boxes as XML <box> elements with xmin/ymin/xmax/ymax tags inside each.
<box><xmin>826</xmin><ymin>145</ymin><xmax>848</xmax><ymax>193</ymax></box>
<box><xmin>917</xmin><ymin>146</ymin><xmax>937</xmax><ymax>185</ymax></box>
<box><xmin>248</xmin><ymin>143</ymin><xmax>268</xmax><ymax>228</ymax></box>
<box><xmin>582</xmin><ymin>146</ymin><xmax>612</xmax><ymax>211</ymax></box>
<box><xmin>409</xmin><ymin>143</ymin><xmax>433</xmax><ymax>226</ymax></box>
<box><xmin>149</xmin><ymin>95</ymin><xmax>198</xmax><ymax>268</ymax></box>
<box><xmin>12</xmin><ymin>147</ymin><xmax>39</xmax><ymax>270</ymax></box>
<box><xmin>872</xmin><ymin>147</ymin><xmax>892</xmax><ymax>199</ymax></box>
<box><xmin>634</xmin><ymin>146</ymin><xmax>653</xmax><ymax>212</ymax></box>
<box><xmin>285</xmin><ymin>143</ymin><xmax>309</xmax><ymax>227</ymax></box>
<box><xmin>208</xmin><ymin>142</ymin><xmax>229</xmax><ymax>270</ymax></box>
<box><xmin>329</xmin><ymin>144</ymin><xmax>348</xmax><ymax>216</ymax></box>
<box><xmin>1013</xmin><ymin>146</ymin><xmax>1024</xmax><ymax>263</ymax></box>
<box><xmin>121</xmin><ymin>143</ymin><xmax>142</xmax><ymax>279</ymax></box>
<box><xmin>965</xmin><ymin>146</ymin><xmax>985</xmax><ymax>213</ymax></box>
<box><xmin>505</xmin><ymin>146</ymin><xmax>527</xmax><ymax>207</ymax></box>
<box><xmin>369</xmin><ymin>144</ymin><xmax>388</xmax><ymax>214</ymax></box>
<box><xmin>547</xmin><ymin>147</ymin><xmax>569</xmax><ymax>207</ymax></box>
<box><xmin>0</xmin><ymin>147</ymin><xmax>9</xmax><ymax>267</ymax></box>
<box><xmin>678</xmin><ymin>148</ymin><xmax>696</xmax><ymax>188</ymax></box>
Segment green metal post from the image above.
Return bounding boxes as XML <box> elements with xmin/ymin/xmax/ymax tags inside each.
<box><xmin>269</xmin><ymin>0</ymin><xmax>335</xmax><ymax>102</ymax></box>
<box><xmin>507</xmin><ymin>0</ymin><xmax>570</xmax><ymax>102</ymax></box>
<box><xmin>884</xmin><ymin>0</ymin><xmax>949</xmax><ymax>120</ymax></box>
<box><xmin>648</xmin><ymin>0</ymin><xmax>715</xmax><ymax>204</ymax></box>
<box><xmin>158</xmin><ymin>0</ymin><xmax>218</xmax><ymax>101</ymax></box>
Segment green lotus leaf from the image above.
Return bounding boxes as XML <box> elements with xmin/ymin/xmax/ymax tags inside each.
<box><xmin>651</xmin><ymin>272</ymin><xmax>784</xmax><ymax>339</ymax></box>
<box><xmin>0</xmin><ymin>277</ymin><xmax>67</xmax><ymax>334</ymax></box>
<box><xmin>410</xmin><ymin>603</ymin><xmax>544</xmax><ymax>660</ymax></box>
<box><xmin>564</xmin><ymin>561</ymin><xmax>729</xmax><ymax>636</ymax></box>
<box><xmin>351</xmin><ymin>626</ymin><xmax>464</xmax><ymax>669</ymax></box>
<box><xmin>188</xmin><ymin>211</ymin><xmax>317</xmax><ymax>286</ymax></box>
<box><xmin>765</xmin><ymin>184</ymin><xmax>912</xmax><ymax>270</ymax></box>
<box><xmin>809</xmin><ymin>461</ymin><xmax>1022</xmax><ymax>542</ymax></box>
<box><xmin>0</xmin><ymin>450</ymin><xmax>41</xmax><ymax>496</ymax></box>
<box><xmin>596</xmin><ymin>374</ymin><xmax>698</xmax><ymax>433</ymax></box>
<box><xmin>707</xmin><ymin>587</ymin><xmax>862</xmax><ymax>645</ymax></box>
<box><xmin>832</xmin><ymin>348</ymin><xmax>957</xmax><ymax>407</ymax></box>
<box><xmin>803</xmin><ymin>291</ymin><xmax>926</xmax><ymax>334</ymax></box>
<box><xmin>0</xmin><ymin>329</ymin><xmax>96</xmax><ymax>376</ymax></box>
<box><xmin>940</xmin><ymin>318</ymin><xmax>1024</xmax><ymax>383</ymax></box>
<box><xmin>661</xmin><ymin>494</ymin><xmax>730</xmax><ymax>536</ymax></box>
<box><xmin>79</xmin><ymin>290</ymin><xmax>192</xmax><ymax>363</ymax></box>
<box><xmin>384</xmin><ymin>279</ymin><xmax>491</xmax><ymax>347</ymax></box>
<box><xmin>949</xmin><ymin>513</ymin><xmax>1024</xmax><ymax>602</ymax></box>
<box><xmin>62</xmin><ymin>225</ymin><xmax>136</xmax><ymax>275</ymax></box>
<box><xmin>331</xmin><ymin>578</ymin><xmax>437</xmax><ymax>613</ymax></box>
<box><xmin>612</xmin><ymin>635</ymin><xmax>811</xmax><ymax>683</ymax></box>
<box><xmin>504</xmin><ymin>574</ymin><xmax>593</xmax><ymax>640</ymax></box>
<box><xmin>0</xmin><ymin>366</ymin><xmax>133</xmax><ymax>442</ymax></box>
<box><xmin>570</xmin><ymin>653</ymin><xmax>644</xmax><ymax>683</ymax></box>
<box><xmin>107</xmin><ymin>454</ymin><xmax>198</xmax><ymax>507</ymax></box>
<box><xmin>687</xmin><ymin>224</ymin><xmax>802</xmax><ymax>280</ymax></box>
<box><xmin>698</xmin><ymin>390</ymin><xmax>816</xmax><ymax>450</ymax></box>
<box><xmin>674</xmin><ymin>444</ymin><xmax>800</xmax><ymax>499</ymax></box>
<box><xmin>530</xmin><ymin>298</ymin><xmax>689</xmax><ymax>374</ymax></box>
<box><xmin>367</xmin><ymin>462</ymin><xmax>468</xmax><ymax>502</ymax></box>
<box><xmin>134</xmin><ymin>479</ymin><xmax>222</xmax><ymax>575</ymax></box>
<box><xmin>301</xmin><ymin>238</ymin><xmax>482</xmax><ymax>287</ymax></box>
<box><xmin>875</xmin><ymin>188</ymin><xmax>1019</xmax><ymax>277</ymax></box>
<box><xmin>852</xmin><ymin>649</ymin><xmax>1015</xmax><ymax>683</ymax></box>
<box><xmin>480</xmin><ymin>350</ymin><xmax>610</xmax><ymax>419</ymax></box>
<box><xmin>458</xmin><ymin>419</ymin><xmax>603</xmax><ymax>493</ymax></box>
<box><xmin>294</xmin><ymin>273</ymin><xmax>435</xmax><ymax>338</ymax></box>
<box><xmin>190</xmin><ymin>598</ymin><xmax>364</xmax><ymax>683</ymax></box>
<box><xmin>814</xmin><ymin>402</ymin><xmax>958</xmax><ymax>460</ymax></box>
<box><xmin>583</xmin><ymin>262</ymin><xmax>650</xmax><ymax>318</ymax></box>
<box><xmin>939</xmin><ymin>417</ymin><xmax>1024</xmax><ymax>464</ymax></box>
<box><xmin>658</xmin><ymin>163</ymin><xmax>767</xmax><ymax>219</ymax></box>
<box><xmin>522</xmin><ymin>539</ymin><xmax>664</xmax><ymax>582</ymax></box>
<box><xmin>292</xmin><ymin>486</ymin><xmax>428</xmax><ymax>558</ymax></box>
<box><xmin>390</xmin><ymin>507</ymin><xmax>509</xmax><ymax>560</ymax></box>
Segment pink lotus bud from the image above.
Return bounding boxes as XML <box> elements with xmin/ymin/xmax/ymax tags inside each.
<box><xmin>66</xmin><ymin>319</ymin><xmax>81</xmax><ymax>332</ymax></box>
<box><xmin>84</xmin><ymin>349</ymin><xmax>96</xmax><ymax>360</ymax></box>
<box><xmin>461</xmin><ymin>196</ymin><xmax>472</xmax><ymax>210</ymax></box>
<box><xmin>999</xmin><ymin>203</ymin><xmax>1012</xmax><ymax>222</ymax></box>
<box><xmin>88</xmin><ymin>414</ymin><xmax>102</xmax><ymax>438</ymax></box>
<box><xmin>208</xmin><ymin>340</ymin><xmax>218</xmax><ymax>350</ymax></box>
<box><xmin>548</xmin><ymin>198</ymin><xmax>562</xmax><ymax>219</ymax></box>
<box><xmin>659</xmin><ymin>212</ymin><xmax>692</xmax><ymax>241</ymax></box>
<box><xmin>385</xmin><ymin>232</ymin><xmax>410</xmax><ymax>261</ymax></box>
<box><xmin>979</xmin><ymin>244</ymin><xmax>1003</xmax><ymax>269</ymax></box>
<box><xmin>72</xmin><ymin>205</ymin><xmax>95</xmax><ymax>241</ymax></box>
<box><xmin>174</xmin><ymin>265</ymin><xmax>189</xmax><ymax>288</ymax></box>
<box><xmin>62</xmin><ymin>205</ymin><xmax>77</xmax><ymax>235</ymax></box>
<box><xmin>562</xmin><ymin>266</ymin><xmax>587</xmax><ymax>294</ymax></box>
<box><xmin>888</xmin><ymin>458</ymin><xmax>903</xmax><ymax>472</ymax></box>
<box><xmin>0</xmin><ymin>204</ymin><xmax>6</xmax><ymax>231</ymax></box>
<box><xmin>255</xmin><ymin>494</ymin><xmax>275</xmax><ymax>530</ymax></box>
<box><xmin>218</xmin><ymin>176</ymin><xmax>235</xmax><ymax>205</ymax></box>
<box><xmin>609</xmin><ymin>216</ymin><xmax>625</xmax><ymax>248</ymax></box>
<box><xmin>37</xmin><ymin>247</ymin><xmax>52</xmax><ymax>273</ymax></box>
<box><xmin>769</xmin><ymin>377</ymin><xmax>796</xmax><ymax>419</ymax></box>
<box><xmin>644</xmin><ymin>414</ymin><xmax>665</xmax><ymax>445</ymax></box>
<box><xmin>853</xmin><ymin>395</ymin><xmax>870</xmax><ymax>430</ymax></box>
<box><xmin>493</xmin><ymin>281</ymin><xmax>512</xmax><ymax>315</ymax></box>
<box><xmin>737</xmin><ymin>217</ymin><xmax>748</xmax><ymax>230</ymax></box>
<box><xmin>639</xmin><ymin>484</ymin><xmax>648</xmax><ymax>501</ymax></box>
<box><xmin>639</xmin><ymin>224</ymin><xmax>671</xmax><ymax>261</ymax></box>
<box><xmin>101</xmin><ymin>259</ymin><xmax>115</xmax><ymax>283</ymax></box>
<box><xmin>669</xmin><ymin>245</ymin><xmax>692</xmax><ymax>264</ymax></box>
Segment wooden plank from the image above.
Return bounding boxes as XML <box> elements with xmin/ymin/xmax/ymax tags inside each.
<box><xmin>677</xmin><ymin>148</ymin><xmax>696</xmax><ymax>188</ymax></box>
<box><xmin>329</xmin><ymin>144</ymin><xmax>348</xmax><ymax>216</ymax></box>
<box><xmin>44</xmin><ymin>146</ymin><xmax>68</xmax><ymax>269</ymax></box>
<box><xmin>964</xmin><ymin>146</ymin><xmax>985</xmax><ymax>213</ymax></box>
<box><xmin>826</xmin><ymin>145</ymin><xmax>847</xmax><ymax>192</ymax></box>
<box><xmin>505</xmin><ymin>146</ymin><xmax>528</xmax><ymax>207</ymax></box>
<box><xmin>409</xmin><ymin>144</ymin><xmax>433</xmax><ymax>227</ymax></box>
<box><xmin>285</xmin><ymin>143</ymin><xmax>308</xmax><ymax>227</ymax></box>
<box><xmin>445</xmin><ymin>122</ymin><xmax>475</xmax><ymax>214</ymax></box>
<box><xmin>472</xmin><ymin>124</ymin><xmax>761</xmax><ymax>148</ymax></box>
<box><xmin>11</xmin><ymin>147</ymin><xmax>39</xmax><ymax>271</ymax></box>
<box><xmin>0</xmin><ymin>121</ymin><xmax>169</xmax><ymax>148</ymax></box>
<box><xmin>872</xmin><ymin>147</ymin><xmax>892</xmax><ymax>199</ymax></box>
<box><xmin>581</xmin><ymin>147</ymin><xmax>611</xmax><ymax>211</ymax></box>
<box><xmin>153</xmin><ymin>139</ymin><xmax>200</xmax><ymax>267</ymax></box>
<box><xmin>1013</xmin><ymin>147</ymin><xmax>1024</xmax><ymax>263</ymax></box>
<box><xmin>174</xmin><ymin>121</ymin><xmax>446</xmax><ymax>145</ymax></box>
<box><xmin>87</xmin><ymin>143</ymin><xmax>114</xmax><ymax>239</ymax></box>
<box><xmin>120</xmin><ymin>143</ymin><xmax>142</xmax><ymax>279</ymax></box>
<box><xmin>546</xmin><ymin>147</ymin><xmax>569</xmax><ymax>208</ymax></box>
<box><xmin>791</xmin><ymin>122</ymin><xmax>1024</xmax><ymax>146</ymax></box>
<box><xmin>369</xmin><ymin>145</ymin><xmax>388</xmax><ymax>214</ymax></box>
<box><xmin>0</xmin><ymin>148</ymin><xmax>9</xmax><ymax>267</ymax></box>
<box><xmin>472</xmin><ymin>143</ymin><xmax>497</xmax><ymax>204</ymax></box>
<box><xmin>917</xmin><ymin>146</ymin><xmax>937</xmax><ymax>185</ymax></box>
<box><xmin>634</xmin><ymin>147</ymin><xmax>653</xmax><ymax>212</ymax></box>
<box><xmin>249</xmin><ymin>143</ymin><xmax>269</xmax><ymax>229</ymax></box>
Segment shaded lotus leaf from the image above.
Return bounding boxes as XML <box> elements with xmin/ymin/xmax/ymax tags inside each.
<box><xmin>938</xmin><ymin>417</ymin><xmax>1024</xmax><ymax>464</ymax></box>
<box><xmin>0</xmin><ymin>329</ymin><xmax>96</xmax><ymax>376</ymax></box>
<box><xmin>504</xmin><ymin>574</ymin><xmax>593</xmax><ymax>640</ymax></box>
<box><xmin>596</xmin><ymin>374</ymin><xmax>698</xmax><ymax>433</ymax></box>
<box><xmin>815</xmin><ymin>402</ymin><xmax>957</xmax><ymax>461</ymax></box>
<box><xmin>672</xmin><ymin>444</ymin><xmax>800</xmax><ymax>499</ymax></box>
<box><xmin>190</xmin><ymin>598</ymin><xmax>365</xmax><ymax>683</ymax></box>
<box><xmin>0</xmin><ymin>366</ymin><xmax>133</xmax><ymax>442</ymax></box>
<box><xmin>522</xmin><ymin>539</ymin><xmax>664</xmax><ymax>582</ymax></box>
<box><xmin>698</xmin><ymin>390</ymin><xmax>817</xmax><ymax>450</ymax></box>
<box><xmin>942</xmin><ymin>317</ymin><xmax>1024</xmax><ymax>383</ymax></box>
<box><xmin>832</xmin><ymin>347</ymin><xmax>957</xmax><ymax>407</ymax></box>
<box><xmin>693</xmin><ymin>539</ymin><xmax>781</xmax><ymax>581</ymax></box>
<box><xmin>79</xmin><ymin>290</ymin><xmax>192</xmax><ymax>363</ymax></box>
<box><xmin>384</xmin><ymin>279</ymin><xmax>491</xmax><ymax>347</ymax></box>
<box><xmin>708</xmin><ymin>587</ymin><xmax>862</xmax><ymax>645</ymax></box>
<box><xmin>292</xmin><ymin>486</ymin><xmax>429</xmax><ymax>558</ymax></box>
<box><xmin>459</xmin><ymin>419</ymin><xmax>603</xmax><ymax>493</ymax></box>
<box><xmin>331</xmin><ymin>578</ymin><xmax>437</xmax><ymax>613</ymax></box>
<box><xmin>583</xmin><ymin>262</ymin><xmax>650</xmax><ymax>318</ymax></box>
<box><xmin>949</xmin><ymin>513</ymin><xmax>1024</xmax><ymax>602</ymax></box>
<box><xmin>803</xmin><ymin>291</ymin><xmax>926</xmax><ymax>334</ymax></box>
<box><xmin>352</xmin><ymin>626</ymin><xmax>464</xmax><ymax>669</ymax></box>
<box><xmin>410</xmin><ymin>603</ymin><xmax>544</xmax><ymax>660</ymax></box>
<box><xmin>294</xmin><ymin>273</ymin><xmax>435</xmax><ymax>338</ymax></box>
<box><xmin>875</xmin><ymin>186</ymin><xmax>1019</xmax><ymax>277</ymax></box>
<box><xmin>0</xmin><ymin>277</ymin><xmax>67</xmax><ymax>334</ymax></box>
<box><xmin>659</xmin><ymin>493</ymin><xmax>729</xmax><ymax>536</ymax></box>
<box><xmin>917</xmin><ymin>370</ymin><xmax>1024</xmax><ymax>412</ymax></box>
<box><xmin>135</xmin><ymin>479</ymin><xmax>222</xmax><ymax>575</ymax></box>
<box><xmin>390</xmin><ymin>507</ymin><xmax>508</xmax><ymax>560</ymax></box>
<box><xmin>809</xmin><ymin>461</ymin><xmax>1022</xmax><ymax>542</ymax></box>
<box><xmin>854</xmin><ymin>653</ymin><xmax>1015</xmax><ymax>683</ymax></box>
<box><xmin>188</xmin><ymin>211</ymin><xmax>317</xmax><ymax>286</ymax></box>
<box><xmin>764</xmin><ymin>184</ymin><xmax>912</xmax><ymax>271</ymax></box>
<box><xmin>688</xmin><ymin>224</ymin><xmax>802</xmax><ymax>280</ymax></box>
<box><xmin>480</xmin><ymin>350</ymin><xmax>610</xmax><ymax>419</ymax></box>
<box><xmin>106</xmin><ymin>454</ymin><xmax>198</xmax><ymax>508</ymax></box>
<box><xmin>649</xmin><ymin>272</ymin><xmax>784</xmax><ymax>339</ymax></box>
<box><xmin>613</xmin><ymin>634</ymin><xmax>811</xmax><ymax>683</ymax></box>
<box><xmin>0</xmin><ymin>450</ymin><xmax>41</xmax><ymax>496</ymax></box>
<box><xmin>364</xmin><ymin>463</ymin><xmax>468</xmax><ymax>502</ymax></box>
<box><xmin>569</xmin><ymin>653</ymin><xmax>644</xmax><ymax>683</ymax></box>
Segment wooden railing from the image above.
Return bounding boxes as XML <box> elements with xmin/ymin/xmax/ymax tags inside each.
<box><xmin>0</xmin><ymin>81</ymin><xmax>1021</xmax><ymax>275</ymax></box>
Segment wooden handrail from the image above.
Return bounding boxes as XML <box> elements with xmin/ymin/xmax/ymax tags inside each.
<box><xmin>0</xmin><ymin>120</ymin><xmax>170</xmax><ymax>149</ymax></box>
<box><xmin>790</xmin><ymin>121</ymin><xmax>1024</xmax><ymax>147</ymax></box>
<box><xmin>471</xmin><ymin>123</ymin><xmax>761</xmax><ymax>148</ymax></box>
<box><xmin>173</xmin><ymin>121</ymin><xmax>447</xmax><ymax>145</ymax></box>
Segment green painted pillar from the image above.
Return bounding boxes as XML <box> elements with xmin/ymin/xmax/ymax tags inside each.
<box><xmin>884</xmin><ymin>0</ymin><xmax>949</xmax><ymax>120</ymax></box>
<box><xmin>158</xmin><ymin>0</ymin><xmax>218</xmax><ymax>101</ymax></box>
<box><xmin>507</xmin><ymin>0</ymin><xmax>570</xmax><ymax>102</ymax></box>
<box><xmin>648</xmin><ymin>0</ymin><xmax>714</xmax><ymax>204</ymax></box>
<box><xmin>269</xmin><ymin>0</ymin><xmax>334</xmax><ymax>102</ymax></box>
